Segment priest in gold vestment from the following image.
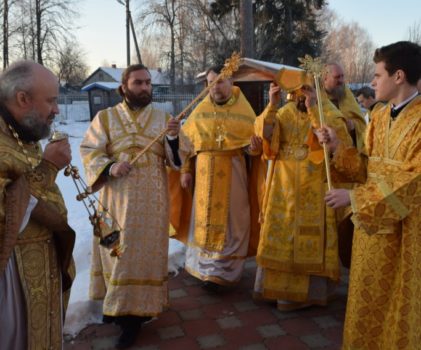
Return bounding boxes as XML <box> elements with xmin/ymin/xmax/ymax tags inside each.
<box><xmin>323</xmin><ymin>63</ymin><xmax>366</xmax><ymax>150</ymax></box>
<box><xmin>178</xmin><ymin>65</ymin><xmax>262</xmax><ymax>291</ymax></box>
<box><xmin>323</xmin><ymin>63</ymin><xmax>368</xmax><ymax>267</ymax></box>
<box><xmin>0</xmin><ymin>61</ymin><xmax>75</xmax><ymax>349</ymax></box>
<box><xmin>80</xmin><ymin>64</ymin><xmax>190</xmax><ymax>349</ymax></box>
<box><xmin>254</xmin><ymin>82</ymin><xmax>352</xmax><ymax>311</ymax></box>
<box><xmin>317</xmin><ymin>41</ymin><xmax>421</xmax><ymax>350</ymax></box>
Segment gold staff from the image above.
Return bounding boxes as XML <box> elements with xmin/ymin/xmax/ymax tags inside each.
<box><xmin>129</xmin><ymin>52</ymin><xmax>242</xmax><ymax>166</ymax></box>
<box><xmin>298</xmin><ymin>55</ymin><xmax>333</xmax><ymax>190</ymax></box>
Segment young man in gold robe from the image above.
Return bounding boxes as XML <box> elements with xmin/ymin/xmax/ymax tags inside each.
<box><xmin>179</xmin><ymin>65</ymin><xmax>263</xmax><ymax>291</ymax></box>
<box><xmin>254</xmin><ymin>82</ymin><xmax>352</xmax><ymax>311</ymax></box>
<box><xmin>80</xmin><ymin>64</ymin><xmax>190</xmax><ymax>349</ymax></box>
<box><xmin>0</xmin><ymin>61</ymin><xmax>75</xmax><ymax>349</ymax></box>
<box><xmin>316</xmin><ymin>41</ymin><xmax>421</xmax><ymax>350</ymax></box>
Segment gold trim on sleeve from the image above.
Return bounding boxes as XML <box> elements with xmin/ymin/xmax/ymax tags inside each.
<box><xmin>377</xmin><ymin>181</ymin><xmax>410</xmax><ymax>219</ymax></box>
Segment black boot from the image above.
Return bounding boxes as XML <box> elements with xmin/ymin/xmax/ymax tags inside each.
<box><xmin>115</xmin><ymin>316</ymin><xmax>142</xmax><ymax>349</ymax></box>
<box><xmin>202</xmin><ymin>280</ymin><xmax>221</xmax><ymax>293</ymax></box>
<box><xmin>102</xmin><ymin>314</ymin><xmax>115</xmax><ymax>324</ymax></box>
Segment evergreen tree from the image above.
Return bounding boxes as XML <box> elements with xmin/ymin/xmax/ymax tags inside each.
<box><xmin>209</xmin><ymin>0</ymin><xmax>326</xmax><ymax>66</ymax></box>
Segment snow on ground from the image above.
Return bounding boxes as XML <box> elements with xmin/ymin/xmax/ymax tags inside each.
<box><xmin>52</xmin><ymin>118</ymin><xmax>186</xmax><ymax>336</ymax></box>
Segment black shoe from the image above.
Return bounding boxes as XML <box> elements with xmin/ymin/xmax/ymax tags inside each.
<box><xmin>139</xmin><ymin>316</ymin><xmax>152</xmax><ymax>323</ymax></box>
<box><xmin>202</xmin><ymin>281</ymin><xmax>221</xmax><ymax>293</ymax></box>
<box><xmin>115</xmin><ymin>325</ymin><xmax>139</xmax><ymax>349</ymax></box>
<box><xmin>115</xmin><ymin>316</ymin><xmax>143</xmax><ymax>349</ymax></box>
<box><xmin>102</xmin><ymin>314</ymin><xmax>115</xmax><ymax>324</ymax></box>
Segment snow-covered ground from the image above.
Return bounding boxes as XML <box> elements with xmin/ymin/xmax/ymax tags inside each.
<box><xmin>51</xmin><ymin>115</ymin><xmax>186</xmax><ymax>336</ymax></box>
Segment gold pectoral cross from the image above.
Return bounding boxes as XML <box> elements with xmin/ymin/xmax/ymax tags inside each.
<box><xmin>216</xmin><ymin>125</ymin><xmax>226</xmax><ymax>149</ymax></box>
<box><xmin>216</xmin><ymin>134</ymin><xmax>225</xmax><ymax>148</ymax></box>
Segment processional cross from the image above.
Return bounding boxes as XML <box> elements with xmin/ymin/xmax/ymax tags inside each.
<box><xmin>298</xmin><ymin>55</ymin><xmax>333</xmax><ymax>190</ymax></box>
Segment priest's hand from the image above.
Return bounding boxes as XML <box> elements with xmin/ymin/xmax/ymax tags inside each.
<box><xmin>249</xmin><ymin>135</ymin><xmax>263</xmax><ymax>154</ymax></box>
<box><xmin>180</xmin><ymin>173</ymin><xmax>192</xmax><ymax>189</ymax></box>
<box><xmin>269</xmin><ymin>82</ymin><xmax>281</xmax><ymax>107</ymax></box>
<box><xmin>166</xmin><ymin>117</ymin><xmax>180</xmax><ymax>137</ymax></box>
<box><xmin>325</xmin><ymin>189</ymin><xmax>351</xmax><ymax>209</ymax></box>
<box><xmin>314</xmin><ymin>126</ymin><xmax>340</xmax><ymax>154</ymax></box>
<box><xmin>110</xmin><ymin>161</ymin><xmax>132</xmax><ymax>178</ymax></box>
<box><xmin>43</xmin><ymin>138</ymin><xmax>72</xmax><ymax>170</ymax></box>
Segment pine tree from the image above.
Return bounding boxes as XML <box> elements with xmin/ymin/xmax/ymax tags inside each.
<box><xmin>209</xmin><ymin>0</ymin><xmax>326</xmax><ymax>65</ymax></box>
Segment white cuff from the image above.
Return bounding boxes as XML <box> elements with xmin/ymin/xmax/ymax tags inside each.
<box><xmin>19</xmin><ymin>195</ymin><xmax>38</xmax><ymax>234</ymax></box>
<box><xmin>109</xmin><ymin>163</ymin><xmax>117</xmax><ymax>176</ymax></box>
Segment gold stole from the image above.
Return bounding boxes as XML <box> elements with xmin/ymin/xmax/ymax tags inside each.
<box><xmin>194</xmin><ymin>150</ymin><xmax>240</xmax><ymax>251</ymax></box>
<box><xmin>182</xmin><ymin>87</ymin><xmax>256</xmax><ymax>251</ymax></box>
<box><xmin>263</xmin><ymin>269</ymin><xmax>310</xmax><ymax>302</ymax></box>
<box><xmin>262</xmin><ymin>182</ymin><xmax>327</xmax><ymax>302</ymax></box>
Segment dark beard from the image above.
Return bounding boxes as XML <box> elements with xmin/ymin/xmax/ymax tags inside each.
<box><xmin>296</xmin><ymin>98</ymin><xmax>307</xmax><ymax>113</ymax></box>
<box><xmin>19</xmin><ymin>111</ymin><xmax>52</xmax><ymax>142</ymax></box>
<box><xmin>124</xmin><ymin>89</ymin><xmax>152</xmax><ymax>109</ymax></box>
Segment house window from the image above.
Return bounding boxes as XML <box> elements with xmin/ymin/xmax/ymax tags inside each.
<box><xmin>93</xmin><ymin>96</ymin><xmax>102</xmax><ymax>105</ymax></box>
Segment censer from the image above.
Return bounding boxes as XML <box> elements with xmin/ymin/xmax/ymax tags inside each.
<box><xmin>49</xmin><ymin>130</ymin><xmax>123</xmax><ymax>257</ymax></box>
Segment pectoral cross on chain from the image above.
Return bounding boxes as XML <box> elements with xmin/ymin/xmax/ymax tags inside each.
<box><xmin>216</xmin><ymin>134</ymin><xmax>225</xmax><ymax>148</ymax></box>
<box><xmin>216</xmin><ymin>125</ymin><xmax>226</xmax><ymax>148</ymax></box>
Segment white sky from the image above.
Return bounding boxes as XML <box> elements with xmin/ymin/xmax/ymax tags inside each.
<box><xmin>77</xmin><ymin>0</ymin><xmax>421</xmax><ymax>72</ymax></box>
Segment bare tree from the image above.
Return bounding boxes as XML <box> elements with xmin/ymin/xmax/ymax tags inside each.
<box><xmin>322</xmin><ymin>19</ymin><xmax>375</xmax><ymax>84</ymax></box>
<box><xmin>406</xmin><ymin>20</ymin><xmax>421</xmax><ymax>44</ymax></box>
<box><xmin>1</xmin><ymin>0</ymin><xmax>21</xmax><ymax>68</ymax></box>
<box><xmin>10</xmin><ymin>0</ymin><xmax>78</xmax><ymax>66</ymax></box>
<box><xmin>55</xmin><ymin>38</ymin><xmax>88</xmax><ymax>87</ymax></box>
<box><xmin>136</xmin><ymin>0</ymin><xmax>240</xmax><ymax>84</ymax></box>
<box><xmin>138</xmin><ymin>0</ymin><xmax>181</xmax><ymax>91</ymax></box>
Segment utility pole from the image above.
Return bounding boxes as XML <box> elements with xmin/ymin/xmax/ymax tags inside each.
<box><xmin>125</xmin><ymin>0</ymin><xmax>130</xmax><ymax>66</ymax></box>
<box><xmin>117</xmin><ymin>0</ymin><xmax>142</xmax><ymax>66</ymax></box>
<box><xmin>129</xmin><ymin>12</ymin><xmax>142</xmax><ymax>64</ymax></box>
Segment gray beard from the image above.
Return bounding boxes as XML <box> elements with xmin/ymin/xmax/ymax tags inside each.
<box><xmin>20</xmin><ymin>111</ymin><xmax>52</xmax><ymax>142</ymax></box>
<box><xmin>328</xmin><ymin>85</ymin><xmax>345</xmax><ymax>101</ymax></box>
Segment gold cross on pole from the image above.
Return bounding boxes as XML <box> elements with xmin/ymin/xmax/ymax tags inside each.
<box><xmin>298</xmin><ymin>54</ymin><xmax>333</xmax><ymax>191</ymax></box>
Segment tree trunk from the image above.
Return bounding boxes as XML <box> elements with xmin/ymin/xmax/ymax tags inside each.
<box><xmin>284</xmin><ymin>2</ymin><xmax>294</xmax><ymax>65</ymax></box>
<box><xmin>170</xmin><ymin>0</ymin><xmax>176</xmax><ymax>92</ymax></box>
<box><xmin>3</xmin><ymin>0</ymin><xmax>9</xmax><ymax>69</ymax></box>
<box><xmin>240</xmin><ymin>0</ymin><xmax>254</xmax><ymax>58</ymax></box>
<box><xmin>36</xmin><ymin>0</ymin><xmax>43</xmax><ymax>64</ymax></box>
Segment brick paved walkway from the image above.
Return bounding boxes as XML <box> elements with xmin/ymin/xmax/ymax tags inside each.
<box><xmin>65</xmin><ymin>259</ymin><xmax>348</xmax><ymax>350</ymax></box>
